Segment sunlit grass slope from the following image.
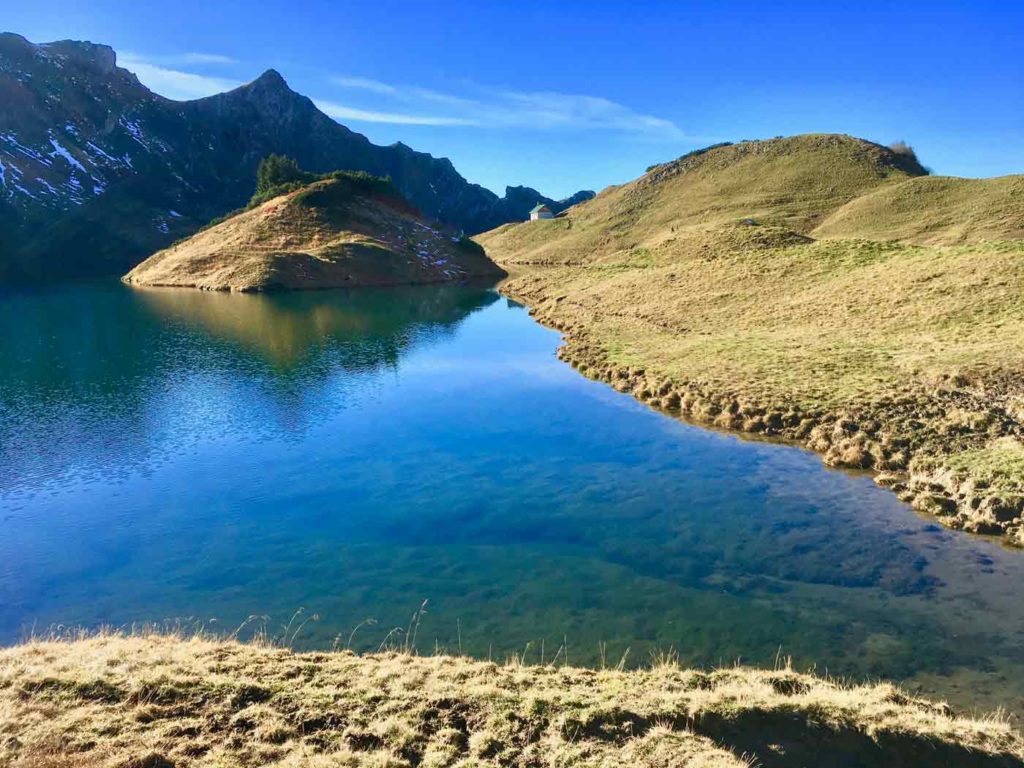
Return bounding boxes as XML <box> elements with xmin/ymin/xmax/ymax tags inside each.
<box><xmin>124</xmin><ymin>175</ymin><xmax>503</xmax><ymax>292</ymax></box>
<box><xmin>478</xmin><ymin>134</ymin><xmax>927</xmax><ymax>266</ymax></box>
<box><xmin>814</xmin><ymin>175</ymin><xmax>1024</xmax><ymax>244</ymax></box>
<box><xmin>2</xmin><ymin>634</ymin><xmax>1023</xmax><ymax>768</ymax></box>
<box><xmin>477</xmin><ymin>134</ymin><xmax>1024</xmax><ymax>543</ymax></box>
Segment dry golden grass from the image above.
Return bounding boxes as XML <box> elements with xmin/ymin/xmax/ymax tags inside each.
<box><xmin>2</xmin><ymin>633</ymin><xmax>1022</xmax><ymax>768</ymax></box>
<box><xmin>478</xmin><ymin>134</ymin><xmax>1024</xmax><ymax>543</ymax></box>
<box><xmin>479</xmin><ymin>134</ymin><xmax>925</xmax><ymax>267</ymax></box>
<box><xmin>813</xmin><ymin>175</ymin><xmax>1024</xmax><ymax>244</ymax></box>
<box><xmin>124</xmin><ymin>179</ymin><xmax>502</xmax><ymax>292</ymax></box>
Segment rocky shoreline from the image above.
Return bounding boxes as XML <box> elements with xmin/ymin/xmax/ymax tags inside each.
<box><xmin>501</xmin><ymin>279</ymin><xmax>1024</xmax><ymax>548</ymax></box>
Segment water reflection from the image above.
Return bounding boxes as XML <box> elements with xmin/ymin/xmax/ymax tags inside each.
<box><xmin>133</xmin><ymin>284</ymin><xmax>500</xmax><ymax>369</ymax></box>
<box><xmin>0</xmin><ymin>282</ymin><xmax>497</xmax><ymax>497</ymax></box>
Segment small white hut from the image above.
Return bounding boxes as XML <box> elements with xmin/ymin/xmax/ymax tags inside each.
<box><xmin>529</xmin><ymin>203</ymin><xmax>554</xmax><ymax>221</ymax></box>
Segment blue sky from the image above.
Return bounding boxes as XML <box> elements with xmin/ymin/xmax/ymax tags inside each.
<box><xmin>6</xmin><ymin>0</ymin><xmax>1023</xmax><ymax>197</ymax></box>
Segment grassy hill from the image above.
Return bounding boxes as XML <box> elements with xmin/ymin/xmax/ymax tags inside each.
<box><xmin>3</xmin><ymin>633</ymin><xmax>1022</xmax><ymax>768</ymax></box>
<box><xmin>813</xmin><ymin>175</ymin><xmax>1024</xmax><ymax>243</ymax></box>
<box><xmin>124</xmin><ymin>173</ymin><xmax>504</xmax><ymax>292</ymax></box>
<box><xmin>479</xmin><ymin>134</ymin><xmax>927</xmax><ymax>266</ymax></box>
<box><xmin>477</xmin><ymin>134</ymin><xmax>1024</xmax><ymax>544</ymax></box>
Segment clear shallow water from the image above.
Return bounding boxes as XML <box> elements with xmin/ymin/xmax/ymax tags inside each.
<box><xmin>2</xmin><ymin>281</ymin><xmax>1024</xmax><ymax>712</ymax></box>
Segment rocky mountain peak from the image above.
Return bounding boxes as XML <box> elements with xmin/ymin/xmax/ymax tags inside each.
<box><xmin>0</xmin><ymin>32</ymin><xmax>584</xmax><ymax>281</ymax></box>
<box><xmin>248</xmin><ymin>68</ymin><xmax>291</xmax><ymax>93</ymax></box>
<box><xmin>42</xmin><ymin>40</ymin><xmax>118</xmax><ymax>75</ymax></box>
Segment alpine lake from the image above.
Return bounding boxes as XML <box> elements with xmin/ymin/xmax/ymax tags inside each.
<box><xmin>2</xmin><ymin>280</ymin><xmax>1023</xmax><ymax>713</ymax></box>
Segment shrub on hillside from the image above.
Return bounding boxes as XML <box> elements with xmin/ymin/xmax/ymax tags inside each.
<box><xmin>888</xmin><ymin>141</ymin><xmax>931</xmax><ymax>175</ymax></box>
<box><xmin>292</xmin><ymin>171</ymin><xmax>400</xmax><ymax>208</ymax></box>
<box><xmin>324</xmin><ymin>170</ymin><xmax>400</xmax><ymax>199</ymax></box>
<box><xmin>247</xmin><ymin>156</ymin><xmax>400</xmax><ymax>209</ymax></box>
<box><xmin>256</xmin><ymin>154</ymin><xmax>312</xmax><ymax>194</ymax></box>
<box><xmin>193</xmin><ymin>157</ymin><xmax>410</xmax><ymax>228</ymax></box>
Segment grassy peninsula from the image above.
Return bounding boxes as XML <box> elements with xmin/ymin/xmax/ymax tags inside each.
<box><xmin>124</xmin><ymin>169</ymin><xmax>503</xmax><ymax>292</ymax></box>
<box><xmin>477</xmin><ymin>134</ymin><xmax>1024</xmax><ymax>544</ymax></box>
<box><xmin>3</xmin><ymin>633</ymin><xmax>1023</xmax><ymax>768</ymax></box>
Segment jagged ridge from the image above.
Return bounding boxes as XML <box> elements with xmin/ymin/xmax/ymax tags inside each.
<box><xmin>0</xmin><ymin>32</ymin><xmax>592</xmax><ymax>281</ymax></box>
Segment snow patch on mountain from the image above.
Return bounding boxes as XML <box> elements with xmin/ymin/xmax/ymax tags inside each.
<box><xmin>37</xmin><ymin>178</ymin><xmax>66</xmax><ymax>202</ymax></box>
<box><xmin>13</xmin><ymin>182</ymin><xmax>37</xmax><ymax>200</ymax></box>
<box><xmin>119</xmin><ymin>116</ymin><xmax>169</xmax><ymax>154</ymax></box>
<box><xmin>2</xmin><ymin>133</ymin><xmax>52</xmax><ymax>167</ymax></box>
<box><xmin>48</xmin><ymin>134</ymin><xmax>87</xmax><ymax>172</ymax></box>
<box><xmin>120</xmin><ymin>116</ymin><xmax>147</xmax><ymax>147</ymax></box>
<box><xmin>85</xmin><ymin>141</ymin><xmax>118</xmax><ymax>164</ymax></box>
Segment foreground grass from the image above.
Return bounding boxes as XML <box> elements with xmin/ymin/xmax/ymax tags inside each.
<box><xmin>479</xmin><ymin>135</ymin><xmax>1024</xmax><ymax>544</ymax></box>
<box><xmin>2</xmin><ymin>634</ymin><xmax>1023</xmax><ymax>768</ymax></box>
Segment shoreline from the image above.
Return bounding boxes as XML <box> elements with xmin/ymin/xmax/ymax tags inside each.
<box><xmin>498</xmin><ymin>272</ymin><xmax>1024</xmax><ymax>548</ymax></box>
<box><xmin>2</xmin><ymin>633</ymin><xmax>1022</xmax><ymax>767</ymax></box>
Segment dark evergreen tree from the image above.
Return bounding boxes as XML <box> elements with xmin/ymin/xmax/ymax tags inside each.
<box><xmin>255</xmin><ymin>154</ymin><xmax>305</xmax><ymax>194</ymax></box>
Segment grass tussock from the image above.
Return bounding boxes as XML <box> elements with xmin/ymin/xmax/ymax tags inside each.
<box><xmin>1</xmin><ymin>633</ymin><xmax>1023</xmax><ymax>768</ymax></box>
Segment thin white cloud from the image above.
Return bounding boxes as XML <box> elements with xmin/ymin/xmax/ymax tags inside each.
<box><xmin>324</xmin><ymin>75</ymin><xmax>684</xmax><ymax>140</ymax></box>
<box><xmin>179</xmin><ymin>52</ymin><xmax>237</xmax><ymax>66</ymax></box>
<box><xmin>314</xmin><ymin>100</ymin><xmax>479</xmax><ymax>127</ymax></box>
<box><xmin>119</xmin><ymin>56</ymin><xmax>684</xmax><ymax>139</ymax></box>
<box><xmin>499</xmin><ymin>91</ymin><xmax>685</xmax><ymax>139</ymax></box>
<box><xmin>333</xmin><ymin>76</ymin><xmax>397</xmax><ymax>94</ymax></box>
<box><xmin>407</xmin><ymin>87</ymin><xmax>481</xmax><ymax>109</ymax></box>
<box><xmin>120</xmin><ymin>54</ymin><xmax>241</xmax><ymax>100</ymax></box>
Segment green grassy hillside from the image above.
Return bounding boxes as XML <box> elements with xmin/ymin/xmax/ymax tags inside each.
<box><xmin>478</xmin><ymin>133</ymin><xmax>1024</xmax><ymax>544</ymax></box>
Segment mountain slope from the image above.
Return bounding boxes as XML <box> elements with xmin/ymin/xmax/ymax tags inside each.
<box><xmin>478</xmin><ymin>134</ymin><xmax>1024</xmax><ymax>546</ymax></box>
<box><xmin>0</xmin><ymin>32</ymin><xmax>591</xmax><ymax>281</ymax></box>
<box><xmin>478</xmin><ymin>134</ymin><xmax>928</xmax><ymax>265</ymax></box>
<box><xmin>812</xmin><ymin>175</ymin><xmax>1024</xmax><ymax>244</ymax></box>
<box><xmin>124</xmin><ymin>174</ymin><xmax>504</xmax><ymax>291</ymax></box>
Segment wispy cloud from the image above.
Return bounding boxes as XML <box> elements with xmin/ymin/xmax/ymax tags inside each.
<box><xmin>120</xmin><ymin>54</ymin><xmax>241</xmax><ymax>100</ymax></box>
<box><xmin>499</xmin><ymin>91</ymin><xmax>684</xmax><ymax>138</ymax></box>
<box><xmin>333</xmin><ymin>76</ymin><xmax>396</xmax><ymax>95</ymax></box>
<box><xmin>119</xmin><ymin>55</ymin><xmax>684</xmax><ymax>139</ymax></box>
<box><xmin>326</xmin><ymin>74</ymin><xmax>684</xmax><ymax>140</ymax></box>
<box><xmin>179</xmin><ymin>52</ymin><xmax>237</xmax><ymax>66</ymax></box>
<box><xmin>314</xmin><ymin>100</ymin><xmax>478</xmax><ymax>127</ymax></box>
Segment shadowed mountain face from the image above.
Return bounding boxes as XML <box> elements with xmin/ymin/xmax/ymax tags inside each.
<box><xmin>0</xmin><ymin>33</ymin><xmax>593</xmax><ymax>281</ymax></box>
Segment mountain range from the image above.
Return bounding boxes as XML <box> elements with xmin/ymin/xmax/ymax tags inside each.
<box><xmin>0</xmin><ymin>32</ymin><xmax>593</xmax><ymax>281</ymax></box>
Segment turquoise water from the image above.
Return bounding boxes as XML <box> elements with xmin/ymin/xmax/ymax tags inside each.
<box><xmin>2</xmin><ymin>281</ymin><xmax>1024</xmax><ymax>711</ymax></box>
